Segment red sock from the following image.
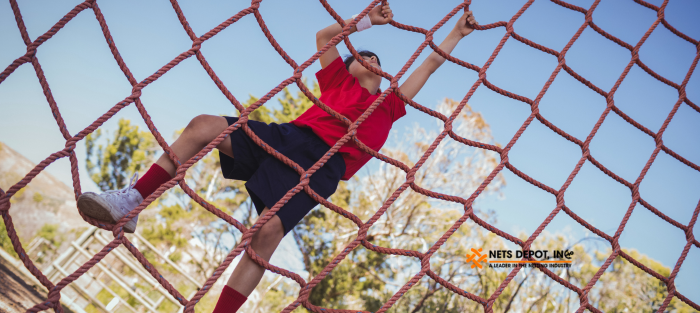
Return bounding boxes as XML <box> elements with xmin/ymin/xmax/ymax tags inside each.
<box><xmin>212</xmin><ymin>285</ymin><xmax>247</xmax><ymax>313</ymax></box>
<box><xmin>133</xmin><ymin>163</ymin><xmax>172</xmax><ymax>199</ymax></box>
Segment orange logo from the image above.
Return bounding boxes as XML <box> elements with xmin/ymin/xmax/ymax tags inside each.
<box><xmin>466</xmin><ymin>248</ymin><xmax>488</xmax><ymax>268</ymax></box>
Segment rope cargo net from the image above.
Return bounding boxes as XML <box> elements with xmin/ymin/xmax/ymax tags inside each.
<box><xmin>0</xmin><ymin>0</ymin><xmax>698</xmax><ymax>312</ymax></box>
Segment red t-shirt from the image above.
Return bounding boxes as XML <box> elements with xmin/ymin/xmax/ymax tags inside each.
<box><xmin>291</xmin><ymin>57</ymin><xmax>406</xmax><ymax>180</ymax></box>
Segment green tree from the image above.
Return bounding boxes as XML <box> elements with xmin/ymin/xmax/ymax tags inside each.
<box><xmin>29</xmin><ymin>223</ymin><xmax>64</xmax><ymax>265</ymax></box>
<box><xmin>244</xmin><ymin>79</ymin><xmax>319</xmax><ymax>124</ymax></box>
<box><xmin>0</xmin><ymin>219</ymin><xmax>18</xmax><ymax>258</ymax></box>
<box><xmin>581</xmin><ymin>248</ymin><xmax>696</xmax><ymax>313</ymax></box>
<box><xmin>86</xmin><ymin>118</ymin><xmax>158</xmax><ymax>191</ymax></box>
<box><xmin>271</xmin><ymin>79</ymin><xmax>318</xmax><ymax>123</ymax></box>
<box><xmin>32</xmin><ymin>192</ymin><xmax>43</xmax><ymax>203</ymax></box>
<box><xmin>34</xmin><ymin>223</ymin><xmax>63</xmax><ymax>247</ymax></box>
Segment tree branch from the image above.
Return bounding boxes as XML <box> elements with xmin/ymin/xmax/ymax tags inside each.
<box><xmin>503</xmin><ymin>270</ymin><xmax>530</xmax><ymax>313</ymax></box>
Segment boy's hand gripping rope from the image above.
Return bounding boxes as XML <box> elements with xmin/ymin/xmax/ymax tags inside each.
<box><xmin>0</xmin><ymin>0</ymin><xmax>698</xmax><ymax>312</ymax></box>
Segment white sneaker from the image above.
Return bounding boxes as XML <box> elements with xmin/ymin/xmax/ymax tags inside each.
<box><xmin>77</xmin><ymin>173</ymin><xmax>144</xmax><ymax>233</ymax></box>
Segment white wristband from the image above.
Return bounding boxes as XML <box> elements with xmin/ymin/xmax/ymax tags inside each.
<box><xmin>351</xmin><ymin>14</ymin><xmax>372</xmax><ymax>32</ymax></box>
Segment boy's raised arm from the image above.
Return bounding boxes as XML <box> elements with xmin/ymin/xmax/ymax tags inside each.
<box><xmin>399</xmin><ymin>11</ymin><xmax>477</xmax><ymax>101</ymax></box>
<box><xmin>317</xmin><ymin>3</ymin><xmax>393</xmax><ymax>68</ymax></box>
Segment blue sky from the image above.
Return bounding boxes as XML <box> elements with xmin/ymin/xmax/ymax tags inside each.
<box><xmin>1</xmin><ymin>0</ymin><xmax>699</xmax><ymax>305</ymax></box>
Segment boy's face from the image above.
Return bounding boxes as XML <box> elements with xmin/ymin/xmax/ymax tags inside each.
<box><xmin>348</xmin><ymin>55</ymin><xmax>382</xmax><ymax>91</ymax></box>
<box><xmin>351</xmin><ymin>55</ymin><xmax>381</xmax><ymax>70</ymax></box>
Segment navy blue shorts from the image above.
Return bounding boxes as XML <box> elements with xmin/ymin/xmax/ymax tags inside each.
<box><xmin>219</xmin><ymin>116</ymin><xmax>345</xmax><ymax>236</ymax></box>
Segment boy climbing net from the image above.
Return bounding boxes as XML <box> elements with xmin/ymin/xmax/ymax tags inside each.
<box><xmin>76</xmin><ymin>2</ymin><xmax>478</xmax><ymax>312</ymax></box>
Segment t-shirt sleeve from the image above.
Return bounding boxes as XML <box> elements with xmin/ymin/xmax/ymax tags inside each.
<box><xmin>316</xmin><ymin>57</ymin><xmax>349</xmax><ymax>92</ymax></box>
<box><xmin>389</xmin><ymin>92</ymin><xmax>407</xmax><ymax>122</ymax></box>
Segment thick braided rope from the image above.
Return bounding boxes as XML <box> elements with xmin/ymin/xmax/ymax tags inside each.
<box><xmin>0</xmin><ymin>0</ymin><xmax>698</xmax><ymax>312</ymax></box>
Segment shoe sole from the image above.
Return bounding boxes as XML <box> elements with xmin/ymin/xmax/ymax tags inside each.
<box><xmin>77</xmin><ymin>192</ymin><xmax>136</xmax><ymax>233</ymax></box>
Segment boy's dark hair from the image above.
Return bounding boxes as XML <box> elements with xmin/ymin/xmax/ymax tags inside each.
<box><xmin>344</xmin><ymin>50</ymin><xmax>381</xmax><ymax>70</ymax></box>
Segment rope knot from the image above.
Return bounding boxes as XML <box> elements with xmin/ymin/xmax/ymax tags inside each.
<box><xmin>685</xmin><ymin>227</ymin><xmax>695</xmax><ymax>242</ymax></box>
<box><xmin>557</xmin><ymin>53</ymin><xmax>566</xmax><ymax>63</ymax></box>
<box><xmin>64</xmin><ymin>140</ymin><xmax>78</xmax><ymax>151</ymax></box>
<box><xmin>25</xmin><ymin>45</ymin><xmax>38</xmax><ymax>57</ymax></box>
<box><xmin>555</xmin><ymin>192</ymin><xmax>565</xmax><ymax>205</ymax></box>
<box><xmin>611</xmin><ymin>239</ymin><xmax>620</xmax><ymax>251</ymax></box>
<box><xmin>356</xmin><ymin>225</ymin><xmax>370</xmax><ymax>241</ymax></box>
<box><xmin>657</xmin><ymin>9</ymin><xmax>665</xmax><ymax>19</ymax></box>
<box><xmin>505</xmin><ymin>21</ymin><xmax>514</xmax><ymax>33</ymax></box>
<box><xmin>191</xmin><ymin>37</ymin><xmax>204</xmax><ymax>50</ymax></box>
<box><xmin>129</xmin><ymin>88</ymin><xmax>143</xmax><ymax>99</ymax></box>
<box><xmin>631</xmin><ymin>184</ymin><xmax>640</xmax><ymax>200</ymax></box>
<box><xmin>654</xmin><ymin>134</ymin><xmax>663</xmax><ymax>147</ymax></box>
<box><xmin>499</xmin><ymin>149</ymin><xmax>508</xmax><ymax>162</ymax></box>
<box><xmin>631</xmin><ymin>49</ymin><xmax>639</xmax><ymax>61</ymax></box>
<box><xmin>112</xmin><ymin>226</ymin><xmax>125</xmax><ymax>240</ymax></box>
<box><xmin>581</xmin><ymin>146</ymin><xmax>590</xmax><ymax>158</ymax></box>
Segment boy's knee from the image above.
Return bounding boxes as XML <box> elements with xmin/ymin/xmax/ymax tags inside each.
<box><xmin>187</xmin><ymin>114</ymin><xmax>214</xmax><ymax>131</ymax></box>
<box><xmin>252</xmin><ymin>217</ymin><xmax>285</xmax><ymax>246</ymax></box>
<box><xmin>185</xmin><ymin>114</ymin><xmax>226</xmax><ymax>141</ymax></box>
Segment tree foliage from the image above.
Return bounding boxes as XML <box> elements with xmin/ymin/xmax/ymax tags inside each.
<box><xmin>86</xmin><ymin>118</ymin><xmax>158</xmax><ymax>191</ymax></box>
<box><xmin>0</xmin><ymin>218</ymin><xmax>18</xmax><ymax>258</ymax></box>
<box><xmin>244</xmin><ymin>79</ymin><xmax>319</xmax><ymax>124</ymax></box>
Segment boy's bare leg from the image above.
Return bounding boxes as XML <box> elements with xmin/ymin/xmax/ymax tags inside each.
<box><xmin>226</xmin><ymin>207</ymin><xmax>285</xmax><ymax>296</ymax></box>
<box><xmin>76</xmin><ymin>115</ymin><xmax>234</xmax><ymax>233</ymax></box>
<box><xmin>148</xmin><ymin>114</ymin><xmax>286</xmax><ymax>295</ymax></box>
<box><xmin>154</xmin><ymin>114</ymin><xmax>234</xmax><ymax>177</ymax></box>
